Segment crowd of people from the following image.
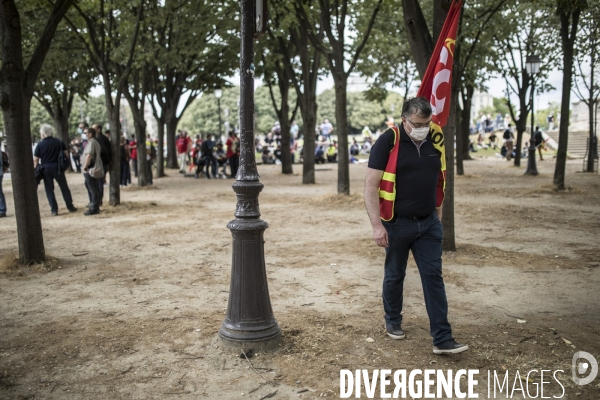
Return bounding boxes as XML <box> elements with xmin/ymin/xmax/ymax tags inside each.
<box><xmin>0</xmin><ymin>110</ymin><xmax>555</xmax><ymax>219</ymax></box>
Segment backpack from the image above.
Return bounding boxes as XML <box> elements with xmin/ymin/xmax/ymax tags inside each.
<box><xmin>503</xmin><ymin>129</ymin><xmax>512</xmax><ymax>140</ymax></box>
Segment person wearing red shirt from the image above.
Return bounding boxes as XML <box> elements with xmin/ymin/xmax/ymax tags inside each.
<box><xmin>129</xmin><ymin>134</ymin><xmax>138</xmax><ymax>177</ymax></box>
<box><xmin>176</xmin><ymin>131</ymin><xmax>192</xmax><ymax>173</ymax></box>
<box><xmin>225</xmin><ymin>130</ymin><xmax>240</xmax><ymax>179</ymax></box>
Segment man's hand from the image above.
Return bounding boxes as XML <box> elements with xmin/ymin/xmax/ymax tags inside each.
<box><xmin>435</xmin><ymin>207</ymin><xmax>443</xmax><ymax>221</ymax></box>
<box><xmin>372</xmin><ymin>222</ymin><xmax>388</xmax><ymax>248</ymax></box>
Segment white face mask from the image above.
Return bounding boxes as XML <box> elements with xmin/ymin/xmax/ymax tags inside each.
<box><xmin>408</xmin><ymin>126</ymin><xmax>429</xmax><ymax>141</ymax></box>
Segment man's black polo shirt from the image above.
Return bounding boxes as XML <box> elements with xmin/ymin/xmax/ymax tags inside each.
<box><xmin>368</xmin><ymin>125</ymin><xmax>441</xmax><ymax>218</ymax></box>
<box><xmin>34</xmin><ymin>137</ymin><xmax>66</xmax><ymax>166</ymax></box>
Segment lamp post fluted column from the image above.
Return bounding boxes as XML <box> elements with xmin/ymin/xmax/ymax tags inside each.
<box><xmin>218</xmin><ymin>0</ymin><xmax>281</xmax><ymax>351</ymax></box>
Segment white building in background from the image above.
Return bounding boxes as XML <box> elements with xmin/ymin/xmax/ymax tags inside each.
<box><xmin>347</xmin><ymin>73</ymin><xmax>371</xmax><ymax>93</ymax></box>
<box><xmin>571</xmin><ymin>100</ymin><xmax>599</xmax><ymax>132</ymax></box>
<box><xmin>470</xmin><ymin>90</ymin><xmax>494</xmax><ymax>123</ymax></box>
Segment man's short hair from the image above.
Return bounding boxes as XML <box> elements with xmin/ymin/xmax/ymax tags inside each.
<box><xmin>40</xmin><ymin>124</ymin><xmax>54</xmax><ymax>138</ymax></box>
<box><xmin>401</xmin><ymin>97</ymin><xmax>432</xmax><ymax>119</ymax></box>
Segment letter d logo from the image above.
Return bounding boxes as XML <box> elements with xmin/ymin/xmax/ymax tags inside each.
<box><xmin>572</xmin><ymin>351</ymin><xmax>598</xmax><ymax>385</ymax></box>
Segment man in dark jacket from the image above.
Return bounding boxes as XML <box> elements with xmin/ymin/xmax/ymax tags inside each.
<box><xmin>93</xmin><ymin>124</ymin><xmax>112</xmax><ymax>204</ymax></box>
<box><xmin>201</xmin><ymin>134</ymin><xmax>217</xmax><ymax>178</ymax></box>
<box><xmin>33</xmin><ymin>124</ymin><xmax>77</xmax><ymax>216</ymax></box>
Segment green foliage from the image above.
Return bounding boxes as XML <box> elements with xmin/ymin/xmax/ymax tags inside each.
<box><xmin>27</xmin><ymin>94</ymin><xmax>107</xmax><ymax>142</ymax></box>
<box><xmin>356</xmin><ymin>0</ymin><xmax>419</xmax><ymax>101</ymax></box>
<box><xmin>317</xmin><ymin>89</ymin><xmax>404</xmax><ymax>132</ymax></box>
<box><xmin>179</xmin><ymin>86</ymin><xmax>406</xmax><ymax>137</ymax></box>
<box><xmin>493</xmin><ymin>97</ymin><xmax>511</xmax><ymax>119</ymax></box>
<box><xmin>178</xmin><ymin>87</ymin><xmax>241</xmax><ymax>138</ymax></box>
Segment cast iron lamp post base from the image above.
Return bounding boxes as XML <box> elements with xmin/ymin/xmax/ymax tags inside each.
<box><xmin>218</xmin><ymin>182</ymin><xmax>281</xmax><ymax>351</ymax></box>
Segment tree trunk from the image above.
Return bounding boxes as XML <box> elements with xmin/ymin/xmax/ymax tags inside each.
<box><xmin>301</xmin><ymin>97</ymin><xmax>317</xmax><ymax>184</ymax></box>
<box><xmin>514</xmin><ymin>127</ymin><xmax>525</xmax><ymax>167</ymax></box>
<box><xmin>2</xmin><ymin>93</ymin><xmax>46</xmax><ymax>263</ymax></box>
<box><xmin>166</xmin><ymin>116</ymin><xmax>178</xmax><ymax>169</ymax></box>
<box><xmin>457</xmin><ymin>84</ymin><xmax>473</xmax><ymax>176</ymax></box>
<box><xmin>156</xmin><ymin>117</ymin><xmax>165</xmax><ymax>177</ymax></box>
<box><xmin>442</xmin><ymin>87</ymin><xmax>458</xmax><ymax>252</ymax></box>
<box><xmin>0</xmin><ymin>0</ymin><xmax>73</xmax><ymax>264</ymax></box>
<box><xmin>279</xmin><ymin>98</ymin><xmax>293</xmax><ymax>175</ymax></box>
<box><xmin>52</xmin><ymin>106</ymin><xmax>69</xmax><ymax>141</ymax></box>
<box><xmin>586</xmin><ymin>51</ymin><xmax>596</xmax><ymax>173</ymax></box>
<box><xmin>333</xmin><ymin>73</ymin><xmax>350</xmax><ymax>195</ymax></box>
<box><xmin>104</xmin><ymin>97</ymin><xmax>121</xmax><ymax>206</ymax></box>
<box><xmin>554</xmin><ymin>9</ymin><xmax>581</xmax><ymax>190</ymax></box>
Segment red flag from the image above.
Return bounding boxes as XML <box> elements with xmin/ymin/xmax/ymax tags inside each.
<box><xmin>417</xmin><ymin>1</ymin><xmax>462</xmax><ymax>128</ymax></box>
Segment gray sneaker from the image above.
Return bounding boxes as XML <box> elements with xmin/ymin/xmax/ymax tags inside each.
<box><xmin>385</xmin><ymin>323</ymin><xmax>405</xmax><ymax>340</ymax></box>
<box><xmin>433</xmin><ymin>339</ymin><xmax>468</xmax><ymax>354</ymax></box>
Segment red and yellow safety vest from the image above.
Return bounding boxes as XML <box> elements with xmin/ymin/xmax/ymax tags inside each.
<box><xmin>378</xmin><ymin>124</ymin><xmax>447</xmax><ymax>221</ymax></box>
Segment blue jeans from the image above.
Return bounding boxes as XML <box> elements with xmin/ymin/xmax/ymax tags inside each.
<box><xmin>382</xmin><ymin>212</ymin><xmax>453</xmax><ymax>346</ymax></box>
<box><xmin>0</xmin><ymin>172</ymin><xmax>6</xmax><ymax>215</ymax></box>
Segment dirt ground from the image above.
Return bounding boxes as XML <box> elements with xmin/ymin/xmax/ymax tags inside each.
<box><xmin>0</xmin><ymin>157</ymin><xmax>599</xmax><ymax>400</ymax></box>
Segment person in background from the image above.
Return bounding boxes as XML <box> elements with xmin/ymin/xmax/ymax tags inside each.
<box><xmin>33</xmin><ymin>124</ymin><xmax>77</xmax><ymax>216</ymax></box>
<box><xmin>488</xmin><ymin>132</ymin><xmax>498</xmax><ymax>149</ymax></box>
<box><xmin>226</xmin><ymin>130</ymin><xmax>240</xmax><ymax>178</ymax></box>
<box><xmin>320</xmin><ymin>119</ymin><xmax>333</xmax><ymax>142</ymax></box>
<box><xmin>79</xmin><ymin>122</ymin><xmax>88</xmax><ymax>150</ymax></box>
<box><xmin>201</xmin><ymin>134</ymin><xmax>217</xmax><ymax>179</ymax></box>
<box><xmin>177</xmin><ymin>131</ymin><xmax>191</xmax><ymax>173</ymax></box>
<box><xmin>350</xmin><ymin>139</ymin><xmax>360</xmax><ymax>156</ymax></box>
<box><xmin>146</xmin><ymin>134</ymin><xmax>155</xmax><ymax>185</ymax></box>
<box><xmin>503</xmin><ymin>123</ymin><xmax>515</xmax><ymax>161</ymax></box>
<box><xmin>290</xmin><ymin>120</ymin><xmax>299</xmax><ymax>141</ymax></box>
<box><xmin>129</xmin><ymin>134</ymin><xmax>138</xmax><ymax>178</ymax></box>
<box><xmin>70</xmin><ymin>138</ymin><xmax>82</xmax><ymax>173</ymax></box>
<box><xmin>92</xmin><ymin>124</ymin><xmax>111</xmax><ymax>204</ymax></box>
<box><xmin>120</xmin><ymin>137</ymin><xmax>130</xmax><ymax>187</ymax></box>
<box><xmin>215</xmin><ymin>142</ymin><xmax>227</xmax><ymax>178</ymax></box>
<box><xmin>327</xmin><ymin>142</ymin><xmax>338</xmax><ymax>163</ymax></box>
<box><xmin>534</xmin><ymin>126</ymin><xmax>545</xmax><ymax>161</ymax></box>
<box><xmin>82</xmin><ymin>127</ymin><xmax>102</xmax><ymax>216</ymax></box>
<box><xmin>315</xmin><ymin>144</ymin><xmax>326</xmax><ymax>164</ymax></box>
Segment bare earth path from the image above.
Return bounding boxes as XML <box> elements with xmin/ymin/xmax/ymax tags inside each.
<box><xmin>0</xmin><ymin>158</ymin><xmax>599</xmax><ymax>399</ymax></box>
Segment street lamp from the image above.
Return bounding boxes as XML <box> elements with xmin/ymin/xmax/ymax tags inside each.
<box><xmin>218</xmin><ymin>0</ymin><xmax>281</xmax><ymax>351</ymax></box>
<box><xmin>215</xmin><ymin>89</ymin><xmax>223</xmax><ymax>141</ymax></box>
<box><xmin>525</xmin><ymin>54</ymin><xmax>541</xmax><ymax>176</ymax></box>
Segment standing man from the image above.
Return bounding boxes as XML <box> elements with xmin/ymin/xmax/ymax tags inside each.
<box><xmin>33</xmin><ymin>124</ymin><xmax>77</xmax><ymax>216</ymax></box>
<box><xmin>129</xmin><ymin>134</ymin><xmax>138</xmax><ymax>178</ymax></box>
<box><xmin>503</xmin><ymin>123</ymin><xmax>515</xmax><ymax>161</ymax></box>
<box><xmin>363</xmin><ymin>97</ymin><xmax>467</xmax><ymax>355</ymax></box>
<box><xmin>82</xmin><ymin>127</ymin><xmax>102</xmax><ymax>215</ymax></box>
<box><xmin>202</xmin><ymin>134</ymin><xmax>217</xmax><ymax>179</ymax></box>
<box><xmin>92</xmin><ymin>124</ymin><xmax>111</xmax><ymax>204</ymax></box>
<box><xmin>320</xmin><ymin>118</ymin><xmax>333</xmax><ymax>142</ymax></box>
<box><xmin>177</xmin><ymin>131</ymin><xmax>191</xmax><ymax>173</ymax></box>
<box><xmin>226</xmin><ymin>130</ymin><xmax>240</xmax><ymax>178</ymax></box>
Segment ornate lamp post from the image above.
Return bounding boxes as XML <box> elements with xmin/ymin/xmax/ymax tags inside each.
<box><xmin>525</xmin><ymin>54</ymin><xmax>541</xmax><ymax>176</ymax></box>
<box><xmin>215</xmin><ymin>88</ymin><xmax>223</xmax><ymax>141</ymax></box>
<box><xmin>218</xmin><ymin>0</ymin><xmax>281</xmax><ymax>351</ymax></box>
